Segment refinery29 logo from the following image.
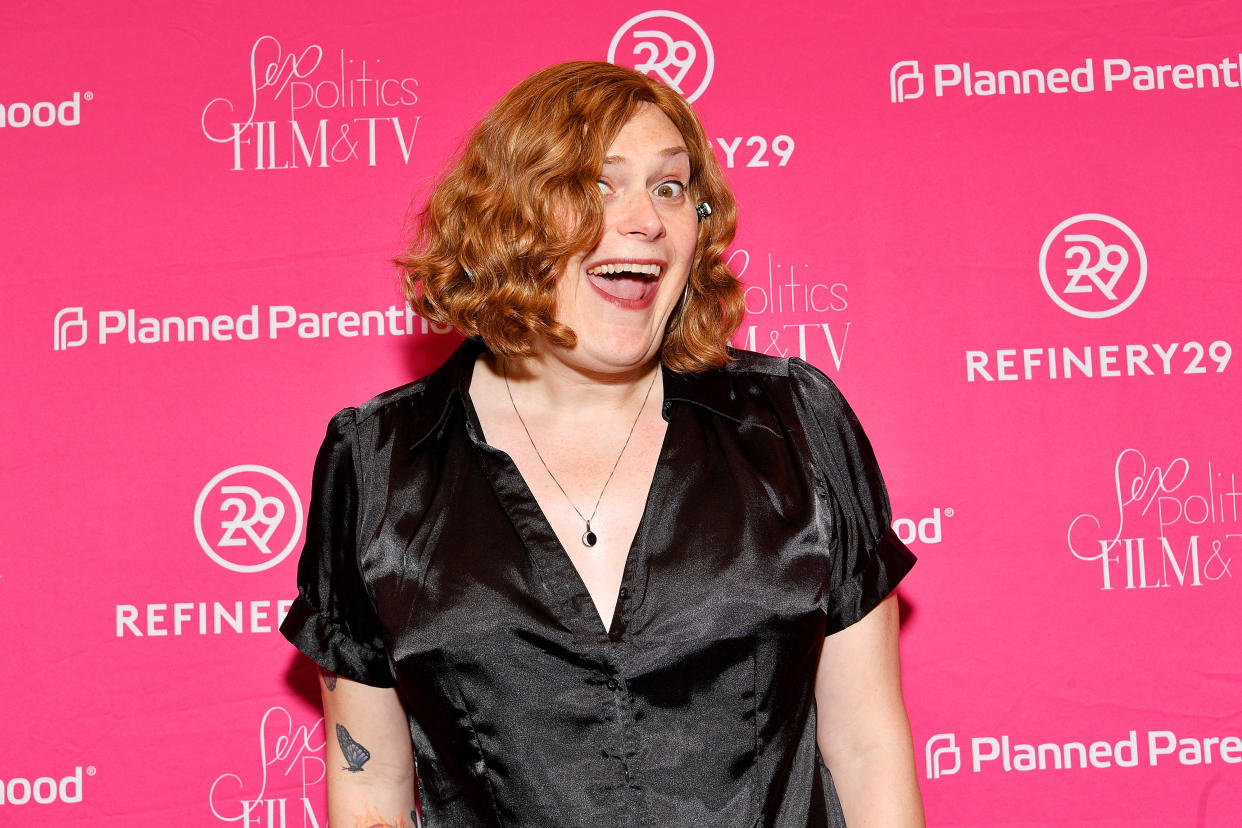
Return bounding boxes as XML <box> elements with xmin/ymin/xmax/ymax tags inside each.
<box><xmin>608</xmin><ymin>10</ymin><xmax>714</xmax><ymax>102</ymax></box>
<box><xmin>194</xmin><ymin>465</ymin><xmax>303</xmax><ymax>573</ymax></box>
<box><xmin>1039</xmin><ymin>213</ymin><xmax>1146</xmax><ymax>319</ymax></box>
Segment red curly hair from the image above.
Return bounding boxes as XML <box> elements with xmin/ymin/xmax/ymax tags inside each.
<box><xmin>396</xmin><ymin>61</ymin><xmax>743</xmax><ymax>373</ymax></box>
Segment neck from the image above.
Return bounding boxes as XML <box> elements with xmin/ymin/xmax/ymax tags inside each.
<box><xmin>485</xmin><ymin>350</ymin><xmax>662</xmax><ymax>416</ymax></box>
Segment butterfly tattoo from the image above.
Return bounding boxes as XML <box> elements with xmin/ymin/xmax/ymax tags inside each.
<box><xmin>336</xmin><ymin>724</ymin><xmax>372</xmax><ymax>772</ymax></box>
<box><xmin>319</xmin><ymin>666</ymin><xmax>338</xmax><ymax>691</ymax></box>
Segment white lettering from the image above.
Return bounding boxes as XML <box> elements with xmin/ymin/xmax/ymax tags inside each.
<box><xmin>1160</xmin><ymin>535</ymin><xmax>1203</xmax><ymax>586</ymax></box>
<box><xmin>972</xmin><ymin>737</ymin><xmax>1002</xmax><ymax>771</ymax></box>
<box><xmin>1148</xmin><ymin>730</ymin><xmax>1176</xmax><ymax>765</ymax></box>
<box><xmin>5</xmin><ymin>778</ymin><xmax>31</xmax><ymax>805</ymax></box>
<box><xmin>0</xmin><ymin>92</ymin><xmax>82</xmax><ymax>128</ymax></box>
<box><xmin>0</xmin><ymin>767</ymin><xmax>83</xmax><ymax>805</ymax></box>
<box><xmin>964</xmin><ymin>342</ymin><xmax>1231</xmax><ymax>381</ymax></box>
<box><xmin>116</xmin><ymin>605</ymin><xmax>141</xmax><ymax>637</ymax></box>
<box><xmin>965</xmin><ymin>350</ymin><xmax>993</xmax><ymax>381</ymax></box>
<box><xmin>715</xmin><ymin>136</ymin><xmax>741</xmax><ymax>167</ymax></box>
<box><xmin>995</xmin><ymin>349</ymin><xmax>1017</xmax><ymax>381</ymax></box>
<box><xmin>114</xmin><ymin>600</ymin><xmax>293</xmax><ymax>636</ymax></box>
<box><xmin>147</xmin><ymin>603</ymin><xmax>168</xmax><ymax>636</ymax></box>
<box><xmin>1104</xmin><ymin>58</ymin><xmax>1131</xmax><ymax>90</ymax></box>
<box><xmin>98</xmin><ymin>310</ymin><xmax>127</xmax><ymax>343</ymax></box>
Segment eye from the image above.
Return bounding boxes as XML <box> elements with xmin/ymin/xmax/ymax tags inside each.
<box><xmin>596</xmin><ymin>179</ymin><xmax>612</xmax><ymax>194</ymax></box>
<box><xmin>654</xmin><ymin>180</ymin><xmax>686</xmax><ymax>199</ymax></box>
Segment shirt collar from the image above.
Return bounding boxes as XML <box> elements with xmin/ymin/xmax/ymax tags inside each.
<box><xmin>407</xmin><ymin>338</ymin><xmax>781</xmax><ymax>451</ymax></box>
<box><xmin>401</xmin><ymin>337</ymin><xmax>479</xmax><ymax>451</ymax></box>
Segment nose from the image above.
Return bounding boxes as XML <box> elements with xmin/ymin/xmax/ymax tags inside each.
<box><xmin>613</xmin><ymin>189</ymin><xmax>665</xmax><ymax>240</ymax></box>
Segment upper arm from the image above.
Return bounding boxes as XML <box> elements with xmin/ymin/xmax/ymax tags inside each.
<box><xmin>814</xmin><ymin>594</ymin><xmax>925</xmax><ymax>827</ymax></box>
<box><xmin>814</xmin><ymin>593</ymin><xmax>906</xmax><ymax>762</ymax></box>
<box><xmin>784</xmin><ymin>357</ymin><xmax>916</xmax><ymax>758</ymax></box>
<box><xmin>788</xmin><ymin>359</ymin><xmax>923</xmax><ymax>821</ymax></box>
<box><xmin>281</xmin><ymin>408</ymin><xmax>395</xmax><ymax>686</ymax></box>
<box><xmin>279</xmin><ymin>410</ymin><xmax>416</xmax><ymax>821</ymax></box>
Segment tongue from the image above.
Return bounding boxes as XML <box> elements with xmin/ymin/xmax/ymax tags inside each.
<box><xmin>590</xmin><ymin>274</ymin><xmax>649</xmax><ymax>301</ymax></box>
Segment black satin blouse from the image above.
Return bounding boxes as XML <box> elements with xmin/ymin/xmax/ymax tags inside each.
<box><xmin>281</xmin><ymin>338</ymin><xmax>915</xmax><ymax>827</ymax></box>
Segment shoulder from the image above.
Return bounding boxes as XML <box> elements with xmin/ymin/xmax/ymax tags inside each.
<box><xmin>666</xmin><ymin>348</ymin><xmax>849</xmax><ymax>438</ymax></box>
<box><xmin>720</xmin><ymin>348</ymin><xmax>848</xmax><ymax>412</ymax></box>
<box><xmin>353</xmin><ymin>377</ymin><xmax>441</xmax><ymax>425</ymax></box>
<box><xmin>361</xmin><ymin>340</ymin><xmax>475</xmax><ymax>425</ymax></box>
<box><xmin>720</xmin><ymin>347</ymin><xmax>793</xmax><ymax>378</ymax></box>
<box><xmin>324</xmin><ymin>342</ymin><xmax>472</xmax><ymax>452</ymax></box>
<box><xmin>315</xmin><ymin>377</ymin><xmax>443</xmax><ymax>446</ymax></box>
<box><xmin>720</xmin><ymin>348</ymin><xmax>838</xmax><ymax>388</ymax></box>
<box><xmin>722</xmin><ymin>350</ymin><xmax>864</xmax><ymax>446</ymax></box>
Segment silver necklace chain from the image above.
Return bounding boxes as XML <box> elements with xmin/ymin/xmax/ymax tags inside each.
<box><xmin>503</xmin><ymin>362</ymin><xmax>659</xmax><ymax>548</ymax></box>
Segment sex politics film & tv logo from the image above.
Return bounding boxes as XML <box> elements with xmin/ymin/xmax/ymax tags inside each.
<box><xmin>200</xmin><ymin>35</ymin><xmax>421</xmax><ymax>171</ymax></box>
<box><xmin>608</xmin><ymin>10</ymin><xmax>714</xmax><ymax>103</ymax></box>
<box><xmin>194</xmin><ymin>465</ymin><xmax>303</xmax><ymax>573</ymax></box>
<box><xmin>1039</xmin><ymin>213</ymin><xmax>1146</xmax><ymax>319</ymax></box>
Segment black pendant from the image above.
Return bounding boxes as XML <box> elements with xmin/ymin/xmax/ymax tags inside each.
<box><xmin>582</xmin><ymin>522</ymin><xmax>597</xmax><ymax>547</ymax></box>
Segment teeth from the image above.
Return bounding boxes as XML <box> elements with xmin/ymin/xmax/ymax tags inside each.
<box><xmin>586</xmin><ymin>262</ymin><xmax>662</xmax><ymax>277</ymax></box>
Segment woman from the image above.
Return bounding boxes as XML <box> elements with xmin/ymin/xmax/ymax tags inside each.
<box><xmin>281</xmin><ymin>61</ymin><xmax>923</xmax><ymax>827</ymax></box>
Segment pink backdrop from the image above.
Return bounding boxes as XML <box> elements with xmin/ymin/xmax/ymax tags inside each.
<box><xmin>4</xmin><ymin>1</ymin><xmax>1240</xmax><ymax>825</ymax></box>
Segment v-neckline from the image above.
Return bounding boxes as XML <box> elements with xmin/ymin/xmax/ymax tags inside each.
<box><xmin>461</xmin><ymin>355</ymin><xmax>675</xmax><ymax>638</ymax></box>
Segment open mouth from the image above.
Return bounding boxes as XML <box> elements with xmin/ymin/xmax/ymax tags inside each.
<box><xmin>584</xmin><ymin>261</ymin><xmax>664</xmax><ymax>307</ymax></box>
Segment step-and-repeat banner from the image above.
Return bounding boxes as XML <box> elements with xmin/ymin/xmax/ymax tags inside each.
<box><xmin>4</xmin><ymin>2</ymin><xmax>1240</xmax><ymax>825</ymax></box>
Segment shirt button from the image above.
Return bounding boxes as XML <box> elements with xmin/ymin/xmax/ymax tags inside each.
<box><xmin>618</xmin><ymin>587</ymin><xmax>629</xmax><ymax>600</ymax></box>
<box><xmin>606</xmin><ymin>678</ymin><xmax>619</xmax><ymax>691</ymax></box>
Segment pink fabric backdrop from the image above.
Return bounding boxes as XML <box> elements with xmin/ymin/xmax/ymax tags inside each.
<box><xmin>4</xmin><ymin>1</ymin><xmax>1240</xmax><ymax>824</ymax></box>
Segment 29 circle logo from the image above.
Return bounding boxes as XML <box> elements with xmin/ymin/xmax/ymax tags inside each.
<box><xmin>608</xmin><ymin>10</ymin><xmax>714</xmax><ymax>102</ymax></box>
<box><xmin>1039</xmin><ymin>213</ymin><xmax>1147</xmax><ymax>319</ymax></box>
<box><xmin>194</xmin><ymin>465</ymin><xmax>303</xmax><ymax>573</ymax></box>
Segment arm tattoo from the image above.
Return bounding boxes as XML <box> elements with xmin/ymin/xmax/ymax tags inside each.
<box><xmin>319</xmin><ymin>665</ymin><xmax>338</xmax><ymax>691</ymax></box>
<box><xmin>353</xmin><ymin>809</ymin><xmax>412</xmax><ymax>827</ymax></box>
<box><xmin>336</xmin><ymin>723</ymin><xmax>372</xmax><ymax>772</ymax></box>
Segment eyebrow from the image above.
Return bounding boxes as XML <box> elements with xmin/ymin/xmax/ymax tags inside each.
<box><xmin>603</xmin><ymin>146</ymin><xmax>690</xmax><ymax>164</ymax></box>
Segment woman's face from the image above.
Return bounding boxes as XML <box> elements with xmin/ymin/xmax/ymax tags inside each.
<box><xmin>548</xmin><ymin>103</ymin><xmax>699</xmax><ymax>375</ymax></box>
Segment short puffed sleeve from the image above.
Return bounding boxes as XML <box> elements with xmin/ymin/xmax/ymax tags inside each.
<box><xmin>280</xmin><ymin>408</ymin><xmax>395</xmax><ymax>686</ymax></box>
<box><xmin>788</xmin><ymin>358</ymin><xmax>916</xmax><ymax>636</ymax></box>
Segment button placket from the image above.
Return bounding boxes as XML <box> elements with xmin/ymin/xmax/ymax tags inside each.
<box><xmin>597</xmin><ymin>655</ymin><xmax>644</xmax><ymax>812</ymax></box>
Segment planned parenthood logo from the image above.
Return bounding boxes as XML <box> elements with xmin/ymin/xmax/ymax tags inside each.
<box><xmin>925</xmin><ymin>733</ymin><xmax>961</xmax><ymax>778</ymax></box>
<box><xmin>1039</xmin><ymin>213</ymin><xmax>1146</xmax><ymax>319</ymax></box>
<box><xmin>890</xmin><ymin>61</ymin><xmax>924</xmax><ymax>102</ymax></box>
<box><xmin>891</xmin><ymin>53</ymin><xmax>1242</xmax><ymax>101</ymax></box>
<box><xmin>53</xmin><ymin>307</ymin><xmax>88</xmax><ymax>350</ymax></box>
<box><xmin>924</xmin><ymin>728</ymin><xmax>1242</xmax><ymax>777</ymax></box>
<box><xmin>194</xmin><ymin>465</ymin><xmax>303</xmax><ymax>573</ymax></box>
<box><xmin>608</xmin><ymin>10</ymin><xmax>714</xmax><ymax>102</ymax></box>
